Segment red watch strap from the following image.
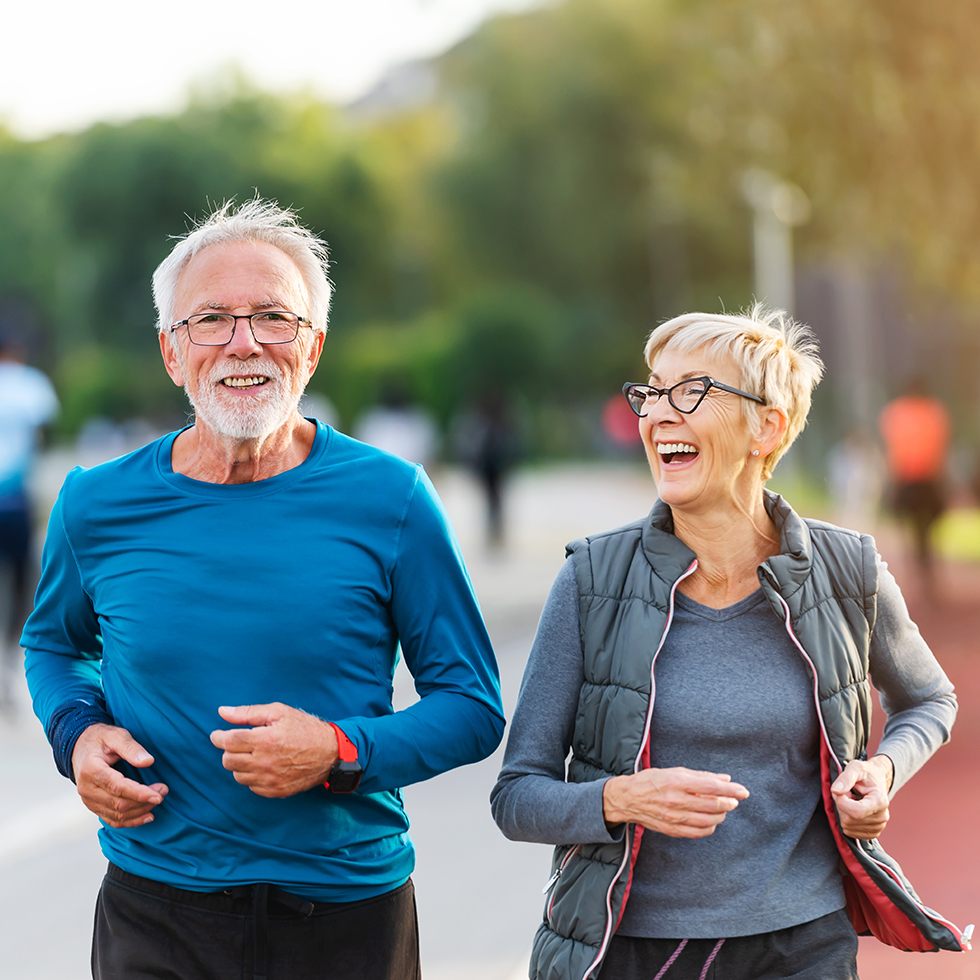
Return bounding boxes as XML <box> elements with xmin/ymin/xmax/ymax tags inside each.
<box><xmin>328</xmin><ymin>723</ymin><xmax>358</xmax><ymax>763</ymax></box>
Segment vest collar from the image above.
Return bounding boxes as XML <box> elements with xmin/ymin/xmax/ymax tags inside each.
<box><xmin>759</xmin><ymin>488</ymin><xmax>813</xmax><ymax>594</ymax></box>
<box><xmin>642</xmin><ymin>497</ymin><xmax>697</xmax><ymax>587</ymax></box>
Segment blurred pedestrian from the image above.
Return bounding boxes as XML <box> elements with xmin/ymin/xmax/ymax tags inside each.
<box><xmin>878</xmin><ymin>379</ymin><xmax>951</xmax><ymax>594</ymax></box>
<box><xmin>493</xmin><ymin>308</ymin><xmax>964</xmax><ymax>980</ymax></box>
<box><xmin>22</xmin><ymin>199</ymin><xmax>503</xmax><ymax>980</ymax></box>
<box><xmin>826</xmin><ymin>428</ymin><xmax>884</xmax><ymax>530</ymax></box>
<box><xmin>453</xmin><ymin>392</ymin><xmax>520</xmax><ymax>548</ymax></box>
<box><xmin>354</xmin><ymin>381</ymin><xmax>439</xmax><ymax>469</ymax></box>
<box><xmin>601</xmin><ymin>391</ymin><xmax>644</xmax><ymax>456</ymax></box>
<box><xmin>0</xmin><ymin>325</ymin><xmax>58</xmax><ymax>711</ymax></box>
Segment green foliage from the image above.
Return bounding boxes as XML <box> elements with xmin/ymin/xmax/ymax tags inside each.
<box><xmin>316</xmin><ymin>312</ymin><xmax>456</xmax><ymax>430</ymax></box>
<box><xmin>56</xmin><ymin>345</ymin><xmax>187</xmax><ymax>435</ymax></box>
<box><xmin>450</xmin><ymin>286</ymin><xmax>562</xmax><ymax>399</ymax></box>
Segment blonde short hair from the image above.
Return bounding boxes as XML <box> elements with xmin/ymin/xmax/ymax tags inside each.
<box><xmin>643</xmin><ymin>305</ymin><xmax>824</xmax><ymax>480</ymax></box>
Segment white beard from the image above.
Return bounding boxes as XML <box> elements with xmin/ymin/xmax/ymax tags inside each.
<box><xmin>177</xmin><ymin>350</ymin><xmax>304</xmax><ymax>440</ymax></box>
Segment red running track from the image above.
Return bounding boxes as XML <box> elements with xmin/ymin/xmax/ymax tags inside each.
<box><xmin>856</xmin><ymin>542</ymin><xmax>980</xmax><ymax>979</ymax></box>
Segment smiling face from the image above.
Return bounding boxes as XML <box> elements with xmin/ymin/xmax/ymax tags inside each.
<box><xmin>161</xmin><ymin>240</ymin><xmax>323</xmax><ymax>441</ymax></box>
<box><xmin>640</xmin><ymin>346</ymin><xmax>767</xmax><ymax>516</ymax></box>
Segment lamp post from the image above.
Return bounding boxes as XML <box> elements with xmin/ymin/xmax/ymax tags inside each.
<box><xmin>741</xmin><ymin>168</ymin><xmax>811</xmax><ymax>314</ymax></box>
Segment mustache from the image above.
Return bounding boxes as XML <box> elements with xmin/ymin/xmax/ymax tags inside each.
<box><xmin>208</xmin><ymin>361</ymin><xmax>284</xmax><ymax>385</ymax></box>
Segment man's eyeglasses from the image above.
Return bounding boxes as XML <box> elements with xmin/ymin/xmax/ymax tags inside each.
<box><xmin>622</xmin><ymin>377</ymin><xmax>765</xmax><ymax>417</ymax></box>
<box><xmin>170</xmin><ymin>311</ymin><xmax>312</xmax><ymax>346</ymax></box>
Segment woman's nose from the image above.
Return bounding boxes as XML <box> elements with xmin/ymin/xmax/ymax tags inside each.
<box><xmin>645</xmin><ymin>393</ymin><xmax>682</xmax><ymax>423</ymax></box>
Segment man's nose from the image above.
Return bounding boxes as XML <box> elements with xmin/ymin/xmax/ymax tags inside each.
<box><xmin>226</xmin><ymin>317</ymin><xmax>264</xmax><ymax>355</ymax></box>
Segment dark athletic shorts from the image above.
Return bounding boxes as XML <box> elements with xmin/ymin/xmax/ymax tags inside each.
<box><xmin>598</xmin><ymin>908</ymin><xmax>859</xmax><ymax>980</ymax></box>
<box><xmin>93</xmin><ymin>862</ymin><xmax>421</xmax><ymax>980</ymax></box>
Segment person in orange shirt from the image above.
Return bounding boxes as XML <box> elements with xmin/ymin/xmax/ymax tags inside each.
<box><xmin>878</xmin><ymin>379</ymin><xmax>951</xmax><ymax>592</ymax></box>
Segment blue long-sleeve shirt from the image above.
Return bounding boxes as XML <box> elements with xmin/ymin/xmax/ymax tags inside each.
<box><xmin>24</xmin><ymin>422</ymin><xmax>504</xmax><ymax>901</ymax></box>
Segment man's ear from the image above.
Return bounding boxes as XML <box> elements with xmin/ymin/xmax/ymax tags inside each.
<box><xmin>303</xmin><ymin>329</ymin><xmax>325</xmax><ymax>384</ymax></box>
<box><xmin>160</xmin><ymin>329</ymin><xmax>184</xmax><ymax>387</ymax></box>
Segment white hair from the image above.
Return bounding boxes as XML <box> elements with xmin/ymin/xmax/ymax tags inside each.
<box><xmin>152</xmin><ymin>197</ymin><xmax>332</xmax><ymax>339</ymax></box>
<box><xmin>643</xmin><ymin>304</ymin><xmax>824</xmax><ymax>480</ymax></box>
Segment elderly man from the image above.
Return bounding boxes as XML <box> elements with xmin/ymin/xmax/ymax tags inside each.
<box><xmin>23</xmin><ymin>199</ymin><xmax>505</xmax><ymax>980</ymax></box>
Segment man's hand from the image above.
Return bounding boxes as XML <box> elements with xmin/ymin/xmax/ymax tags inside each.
<box><xmin>832</xmin><ymin>755</ymin><xmax>894</xmax><ymax>840</ymax></box>
<box><xmin>602</xmin><ymin>767</ymin><xmax>749</xmax><ymax>839</ymax></box>
<box><xmin>72</xmin><ymin>723</ymin><xmax>168</xmax><ymax>829</ymax></box>
<box><xmin>210</xmin><ymin>703</ymin><xmax>339</xmax><ymax>798</ymax></box>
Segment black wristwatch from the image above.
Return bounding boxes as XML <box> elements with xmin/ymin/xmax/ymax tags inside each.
<box><xmin>325</xmin><ymin>723</ymin><xmax>362</xmax><ymax>794</ymax></box>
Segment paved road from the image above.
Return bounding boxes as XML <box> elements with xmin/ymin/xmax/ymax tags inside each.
<box><xmin>2</xmin><ymin>455</ymin><xmax>975</xmax><ymax>979</ymax></box>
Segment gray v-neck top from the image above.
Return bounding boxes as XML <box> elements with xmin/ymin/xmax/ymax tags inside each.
<box><xmin>617</xmin><ymin>587</ymin><xmax>842</xmax><ymax>937</ymax></box>
<box><xmin>491</xmin><ymin>557</ymin><xmax>956</xmax><ymax>939</ymax></box>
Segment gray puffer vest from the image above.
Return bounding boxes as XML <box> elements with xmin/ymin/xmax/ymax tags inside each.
<box><xmin>530</xmin><ymin>491</ymin><xmax>967</xmax><ymax>980</ymax></box>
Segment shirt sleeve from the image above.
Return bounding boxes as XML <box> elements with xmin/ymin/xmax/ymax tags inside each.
<box><xmin>22</xmin><ymin>472</ymin><xmax>111</xmax><ymax>739</ymax></box>
<box><xmin>334</xmin><ymin>468</ymin><xmax>505</xmax><ymax>794</ymax></box>
<box><xmin>870</xmin><ymin>556</ymin><xmax>957</xmax><ymax>798</ymax></box>
<box><xmin>490</xmin><ymin>559</ymin><xmax>622</xmax><ymax>845</ymax></box>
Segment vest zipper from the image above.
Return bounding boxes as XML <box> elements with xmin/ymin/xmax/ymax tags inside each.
<box><xmin>544</xmin><ymin>844</ymin><xmax>582</xmax><ymax>917</ymax></box>
<box><xmin>579</xmin><ymin>559</ymin><xmax>699</xmax><ymax>980</ymax></box>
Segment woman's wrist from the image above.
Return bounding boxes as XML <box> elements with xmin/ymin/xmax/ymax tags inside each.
<box><xmin>870</xmin><ymin>753</ymin><xmax>895</xmax><ymax>792</ymax></box>
<box><xmin>602</xmin><ymin>774</ymin><xmax>631</xmax><ymax>826</ymax></box>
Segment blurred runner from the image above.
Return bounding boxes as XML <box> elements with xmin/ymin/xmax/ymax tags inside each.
<box><xmin>0</xmin><ymin>326</ymin><xmax>58</xmax><ymax>711</ymax></box>
<box><xmin>878</xmin><ymin>379</ymin><xmax>950</xmax><ymax>595</ymax></box>
<box><xmin>826</xmin><ymin>428</ymin><xmax>884</xmax><ymax>530</ymax></box>
<box><xmin>453</xmin><ymin>392</ymin><xmax>521</xmax><ymax>549</ymax></box>
<box><xmin>355</xmin><ymin>382</ymin><xmax>438</xmax><ymax>469</ymax></box>
<box><xmin>602</xmin><ymin>392</ymin><xmax>643</xmax><ymax>447</ymax></box>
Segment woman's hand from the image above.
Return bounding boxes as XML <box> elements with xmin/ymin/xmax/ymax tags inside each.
<box><xmin>831</xmin><ymin>755</ymin><xmax>894</xmax><ymax>840</ymax></box>
<box><xmin>602</xmin><ymin>767</ymin><xmax>749</xmax><ymax>838</ymax></box>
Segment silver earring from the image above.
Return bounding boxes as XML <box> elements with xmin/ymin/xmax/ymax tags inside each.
<box><xmin>752</xmin><ymin>449</ymin><xmax>760</xmax><ymax>457</ymax></box>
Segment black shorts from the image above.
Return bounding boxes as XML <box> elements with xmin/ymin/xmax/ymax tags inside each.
<box><xmin>891</xmin><ymin>479</ymin><xmax>946</xmax><ymax>523</ymax></box>
<box><xmin>598</xmin><ymin>909</ymin><xmax>859</xmax><ymax>980</ymax></box>
<box><xmin>93</xmin><ymin>862</ymin><xmax>421</xmax><ymax>980</ymax></box>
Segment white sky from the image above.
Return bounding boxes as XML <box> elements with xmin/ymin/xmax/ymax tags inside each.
<box><xmin>1</xmin><ymin>0</ymin><xmax>544</xmax><ymax>139</ymax></box>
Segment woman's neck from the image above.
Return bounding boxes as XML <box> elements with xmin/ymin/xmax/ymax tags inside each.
<box><xmin>671</xmin><ymin>494</ymin><xmax>780</xmax><ymax>609</ymax></box>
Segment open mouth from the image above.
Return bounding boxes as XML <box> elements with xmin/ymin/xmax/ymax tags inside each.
<box><xmin>657</xmin><ymin>442</ymin><xmax>699</xmax><ymax>464</ymax></box>
<box><xmin>220</xmin><ymin>376</ymin><xmax>269</xmax><ymax>390</ymax></box>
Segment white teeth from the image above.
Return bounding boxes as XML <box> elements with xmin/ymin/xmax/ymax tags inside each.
<box><xmin>221</xmin><ymin>376</ymin><xmax>268</xmax><ymax>388</ymax></box>
<box><xmin>657</xmin><ymin>443</ymin><xmax>698</xmax><ymax>455</ymax></box>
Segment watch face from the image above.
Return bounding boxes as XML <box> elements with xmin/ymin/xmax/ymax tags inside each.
<box><xmin>328</xmin><ymin>760</ymin><xmax>362</xmax><ymax>794</ymax></box>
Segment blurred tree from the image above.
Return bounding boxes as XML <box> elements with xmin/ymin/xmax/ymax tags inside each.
<box><xmin>434</xmin><ymin>0</ymin><xmax>757</xmax><ymax>394</ymax></box>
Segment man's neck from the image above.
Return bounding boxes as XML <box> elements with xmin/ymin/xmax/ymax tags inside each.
<box><xmin>171</xmin><ymin>413</ymin><xmax>317</xmax><ymax>484</ymax></box>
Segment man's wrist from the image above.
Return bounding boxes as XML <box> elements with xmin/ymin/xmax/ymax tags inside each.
<box><xmin>47</xmin><ymin>700</ymin><xmax>115</xmax><ymax>783</ymax></box>
<box><xmin>324</xmin><ymin>723</ymin><xmax>362</xmax><ymax>793</ymax></box>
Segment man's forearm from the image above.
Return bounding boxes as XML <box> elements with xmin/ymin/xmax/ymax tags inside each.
<box><xmin>340</xmin><ymin>690</ymin><xmax>505</xmax><ymax>794</ymax></box>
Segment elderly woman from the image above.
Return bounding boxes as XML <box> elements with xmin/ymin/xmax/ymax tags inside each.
<box><xmin>491</xmin><ymin>309</ymin><xmax>967</xmax><ymax>980</ymax></box>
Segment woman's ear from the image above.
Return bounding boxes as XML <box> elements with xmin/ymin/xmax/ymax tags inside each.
<box><xmin>758</xmin><ymin>405</ymin><xmax>789</xmax><ymax>457</ymax></box>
